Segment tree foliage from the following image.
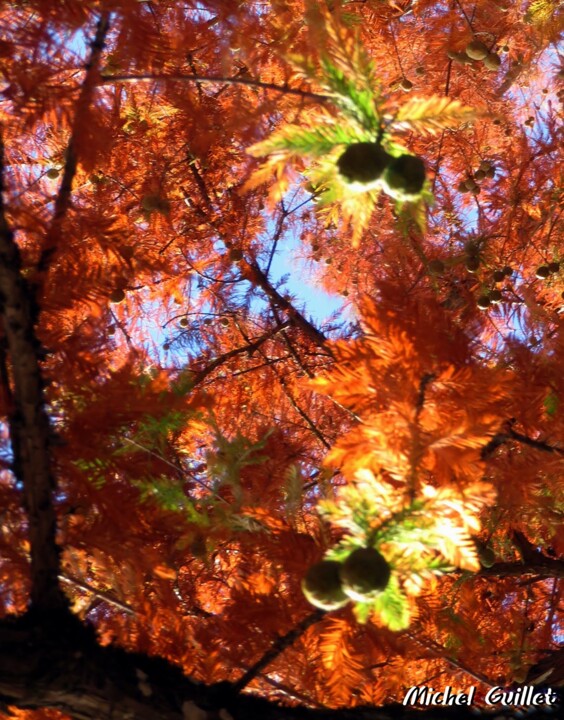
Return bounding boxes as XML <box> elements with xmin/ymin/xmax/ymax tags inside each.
<box><xmin>0</xmin><ymin>1</ymin><xmax>562</xmax><ymax>719</ymax></box>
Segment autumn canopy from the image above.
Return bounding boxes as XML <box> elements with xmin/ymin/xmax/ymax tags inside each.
<box><xmin>0</xmin><ymin>0</ymin><xmax>562</xmax><ymax>719</ymax></box>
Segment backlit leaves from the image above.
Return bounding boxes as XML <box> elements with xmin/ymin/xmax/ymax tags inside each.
<box><xmin>390</xmin><ymin>96</ymin><xmax>477</xmax><ymax>135</ymax></box>
<box><xmin>320</xmin><ymin>470</ymin><xmax>492</xmax><ymax>629</ymax></box>
<box><xmin>246</xmin><ymin>6</ymin><xmax>445</xmax><ymax>244</ymax></box>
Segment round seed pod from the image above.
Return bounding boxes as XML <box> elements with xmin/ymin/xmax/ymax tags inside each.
<box><xmin>500</xmin><ymin>45</ymin><xmax>510</xmax><ymax>53</ymax></box>
<box><xmin>493</xmin><ymin>270</ymin><xmax>506</xmax><ymax>283</ymax></box>
<box><xmin>535</xmin><ymin>265</ymin><xmax>550</xmax><ymax>279</ymax></box>
<box><xmin>502</xmin><ymin>265</ymin><xmax>513</xmax><ymax>276</ymax></box>
<box><xmin>474</xmin><ymin>169</ymin><xmax>486</xmax><ymax>181</ymax></box>
<box><xmin>383</xmin><ymin>154</ymin><xmax>426</xmax><ymax>198</ymax></box>
<box><xmin>524</xmin><ymin>117</ymin><xmax>535</xmax><ymax>127</ymax></box>
<box><xmin>548</xmin><ymin>262</ymin><xmax>560</xmax><ymax>274</ymax></box>
<box><xmin>336</xmin><ymin>143</ymin><xmax>392</xmax><ymax>184</ymax></box>
<box><xmin>465</xmin><ymin>40</ymin><xmax>489</xmax><ymax>60</ymax></box>
<box><xmin>141</xmin><ymin>194</ymin><xmax>160</xmax><ymax>211</ymax></box>
<box><xmin>428</xmin><ymin>259</ymin><xmax>445</xmax><ymax>275</ymax></box>
<box><xmin>446</xmin><ymin>49</ymin><xmax>459</xmax><ymax>59</ymax></box>
<box><xmin>465</xmin><ymin>256</ymin><xmax>480</xmax><ymax>273</ymax></box>
<box><xmin>479</xmin><ymin>160</ymin><xmax>492</xmax><ymax>172</ymax></box>
<box><xmin>457</xmin><ymin>181</ymin><xmax>471</xmax><ymax>193</ymax></box>
<box><xmin>415</xmin><ymin>66</ymin><xmax>426</xmax><ymax>75</ymax></box>
<box><xmin>302</xmin><ymin>560</ymin><xmax>349</xmax><ymax>611</ymax></box>
<box><xmin>179</xmin><ymin>317</ymin><xmax>189</xmax><ymax>327</ymax></box>
<box><xmin>452</xmin><ymin>51</ymin><xmax>473</xmax><ymax>64</ymax></box>
<box><xmin>483</xmin><ymin>53</ymin><xmax>501</xmax><ymax>70</ymax></box>
<box><xmin>478</xmin><ymin>546</ymin><xmax>496</xmax><ymax>567</ymax></box>
<box><xmin>470</xmin><ymin>185</ymin><xmax>481</xmax><ymax>195</ymax></box>
<box><xmin>46</xmin><ymin>168</ymin><xmax>60</xmax><ymax>179</ymax></box>
<box><xmin>477</xmin><ymin>295</ymin><xmax>491</xmax><ymax>309</ymax></box>
<box><xmin>465</xmin><ymin>240</ymin><xmax>480</xmax><ymax>255</ymax></box>
<box><xmin>109</xmin><ymin>288</ymin><xmax>126</xmax><ymax>304</ymax></box>
<box><xmin>228</xmin><ymin>248</ymin><xmax>244</xmax><ymax>262</ymax></box>
<box><xmin>464</xmin><ymin>178</ymin><xmax>477</xmax><ymax>190</ymax></box>
<box><xmin>340</xmin><ymin>548</ymin><xmax>391</xmax><ymax>601</ymax></box>
<box><xmin>107</xmin><ymin>325</ymin><xmax>116</xmax><ymax>336</ymax></box>
<box><xmin>490</xmin><ymin>289</ymin><xmax>503</xmax><ymax>303</ymax></box>
<box><xmin>203</xmin><ymin>317</ymin><xmax>213</xmax><ymax>326</ymax></box>
<box><xmin>220</xmin><ymin>316</ymin><xmax>230</xmax><ymax>326</ymax></box>
<box><xmin>400</xmin><ymin>78</ymin><xmax>413</xmax><ymax>91</ymax></box>
<box><xmin>485</xmin><ymin>166</ymin><xmax>496</xmax><ymax>178</ymax></box>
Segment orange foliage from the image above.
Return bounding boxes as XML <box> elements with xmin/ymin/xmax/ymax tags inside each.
<box><xmin>0</xmin><ymin>0</ymin><xmax>562</xmax><ymax>716</ymax></box>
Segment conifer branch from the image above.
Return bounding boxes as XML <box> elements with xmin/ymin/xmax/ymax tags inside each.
<box><xmin>232</xmin><ymin>610</ymin><xmax>325</xmax><ymax>693</ymax></box>
<box><xmin>243</xmin><ymin>261</ymin><xmax>331</xmax><ymax>350</ymax></box>
<box><xmin>100</xmin><ymin>73</ymin><xmax>332</xmax><ymax>102</ymax></box>
<box><xmin>37</xmin><ymin>12</ymin><xmax>111</xmax><ymax>277</ymax></box>
<box><xmin>478</xmin><ymin>559</ymin><xmax>564</xmax><ymax>580</ymax></box>
<box><xmin>481</xmin><ymin>425</ymin><xmax>564</xmax><ymax>459</ymax></box>
<box><xmin>190</xmin><ymin>321</ymin><xmax>291</xmax><ymax>387</ymax></box>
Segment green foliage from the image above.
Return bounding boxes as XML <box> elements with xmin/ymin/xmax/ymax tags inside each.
<box><xmin>206</xmin><ymin>424</ymin><xmax>272</xmax><ymax>506</ymax></box>
<box><xmin>544</xmin><ymin>391</ymin><xmax>559</xmax><ymax>417</ymax></box>
<box><xmin>353</xmin><ymin>574</ymin><xmax>410</xmax><ymax>630</ymax></box>
<box><xmin>73</xmin><ymin>457</ymin><xmax>111</xmax><ymax>488</ymax></box>
<box><xmin>250</xmin><ymin>123</ymin><xmax>362</xmax><ymax>159</ymax></box>
<box><xmin>134</xmin><ymin>474</ymin><xmax>211</xmax><ymax>525</ymax></box>
<box><xmin>317</xmin><ymin>57</ymin><xmax>381</xmax><ymax>133</ymax></box>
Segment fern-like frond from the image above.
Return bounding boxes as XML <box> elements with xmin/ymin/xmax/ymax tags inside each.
<box><xmin>247</xmin><ymin>121</ymin><xmax>362</xmax><ymax>159</ymax></box>
<box><xmin>390</xmin><ymin>96</ymin><xmax>477</xmax><ymax>135</ymax></box>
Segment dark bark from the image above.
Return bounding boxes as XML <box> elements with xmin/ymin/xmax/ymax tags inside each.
<box><xmin>0</xmin><ymin>133</ymin><xmax>66</xmax><ymax>612</ymax></box>
<box><xmin>0</xmin><ymin>609</ymin><xmax>561</xmax><ymax>720</ymax></box>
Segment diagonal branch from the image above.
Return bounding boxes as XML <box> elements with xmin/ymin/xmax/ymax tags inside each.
<box><xmin>243</xmin><ymin>261</ymin><xmax>331</xmax><ymax>351</ymax></box>
<box><xmin>0</xmin><ymin>132</ymin><xmax>66</xmax><ymax>610</ymax></box>
<box><xmin>190</xmin><ymin>321</ymin><xmax>291</xmax><ymax>388</ymax></box>
<box><xmin>481</xmin><ymin>421</ymin><xmax>564</xmax><ymax>459</ymax></box>
<box><xmin>232</xmin><ymin>610</ymin><xmax>325</xmax><ymax>693</ymax></box>
<box><xmin>37</xmin><ymin>12</ymin><xmax>111</xmax><ymax>277</ymax></box>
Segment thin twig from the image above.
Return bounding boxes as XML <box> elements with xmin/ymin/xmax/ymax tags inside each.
<box><xmin>190</xmin><ymin>321</ymin><xmax>291</xmax><ymax>387</ymax></box>
<box><xmin>232</xmin><ymin>610</ymin><xmax>325</xmax><ymax>692</ymax></box>
<box><xmin>59</xmin><ymin>574</ymin><xmax>136</xmax><ymax>615</ymax></box>
<box><xmin>100</xmin><ymin>73</ymin><xmax>332</xmax><ymax>102</ymax></box>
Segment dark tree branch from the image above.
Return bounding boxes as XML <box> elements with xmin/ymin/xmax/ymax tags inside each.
<box><xmin>481</xmin><ymin>421</ymin><xmax>564</xmax><ymax>459</ymax></box>
<box><xmin>99</xmin><ymin>73</ymin><xmax>332</xmax><ymax>102</ymax></box>
<box><xmin>243</xmin><ymin>261</ymin><xmax>331</xmax><ymax>351</ymax></box>
<box><xmin>37</xmin><ymin>13</ymin><xmax>111</xmax><ymax>277</ymax></box>
<box><xmin>478</xmin><ymin>559</ymin><xmax>564</xmax><ymax>580</ymax></box>
<box><xmin>232</xmin><ymin>611</ymin><xmax>325</xmax><ymax>693</ymax></box>
<box><xmin>190</xmin><ymin>321</ymin><xmax>291</xmax><ymax>388</ymax></box>
<box><xmin>0</xmin><ymin>131</ymin><xmax>66</xmax><ymax>611</ymax></box>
